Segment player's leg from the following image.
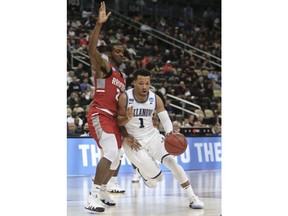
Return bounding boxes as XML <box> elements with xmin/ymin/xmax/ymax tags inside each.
<box><xmin>123</xmin><ymin>142</ymin><xmax>163</xmax><ymax>188</ymax></box>
<box><xmin>99</xmin><ymin>123</ymin><xmax>125</xmax><ymax>204</ymax></box>
<box><xmin>131</xmin><ymin>163</ymin><xmax>141</xmax><ymax>183</ymax></box>
<box><xmin>85</xmin><ymin>114</ymin><xmax>119</xmax><ymax>211</ymax></box>
<box><xmin>162</xmin><ymin>155</ymin><xmax>204</xmax><ymax>209</ymax></box>
<box><xmin>150</xmin><ymin>133</ymin><xmax>204</xmax><ymax>209</ymax></box>
<box><xmin>106</xmin><ymin>149</ymin><xmax>126</xmax><ymax>193</ymax></box>
<box><xmin>93</xmin><ymin>131</ymin><xmax>119</xmax><ymax>207</ymax></box>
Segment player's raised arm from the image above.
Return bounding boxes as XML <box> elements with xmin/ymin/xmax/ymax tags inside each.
<box><xmin>88</xmin><ymin>1</ymin><xmax>111</xmax><ymax>78</ymax></box>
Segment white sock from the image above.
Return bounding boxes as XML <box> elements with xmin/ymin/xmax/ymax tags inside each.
<box><xmin>183</xmin><ymin>185</ymin><xmax>196</xmax><ymax>202</ymax></box>
<box><xmin>91</xmin><ymin>184</ymin><xmax>101</xmax><ymax>196</ymax></box>
<box><xmin>109</xmin><ymin>176</ymin><xmax>117</xmax><ymax>184</ymax></box>
<box><xmin>100</xmin><ymin>184</ymin><xmax>107</xmax><ymax>192</ymax></box>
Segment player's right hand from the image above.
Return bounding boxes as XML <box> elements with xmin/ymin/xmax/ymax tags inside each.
<box><xmin>123</xmin><ymin>135</ymin><xmax>142</xmax><ymax>151</ymax></box>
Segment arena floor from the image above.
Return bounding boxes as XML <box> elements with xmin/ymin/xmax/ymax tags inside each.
<box><xmin>67</xmin><ymin>169</ymin><xmax>221</xmax><ymax>216</ymax></box>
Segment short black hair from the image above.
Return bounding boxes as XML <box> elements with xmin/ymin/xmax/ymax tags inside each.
<box><xmin>106</xmin><ymin>42</ymin><xmax>123</xmax><ymax>52</ymax></box>
<box><xmin>133</xmin><ymin>69</ymin><xmax>151</xmax><ymax>80</ymax></box>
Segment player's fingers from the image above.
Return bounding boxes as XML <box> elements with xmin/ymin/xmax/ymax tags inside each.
<box><xmin>133</xmin><ymin>141</ymin><xmax>142</xmax><ymax>150</ymax></box>
<box><xmin>106</xmin><ymin>12</ymin><xmax>112</xmax><ymax>18</ymax></box>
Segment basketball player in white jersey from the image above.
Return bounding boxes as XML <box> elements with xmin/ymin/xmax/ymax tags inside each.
<box><xmin>117</xmin><ymin>69</ymin><xmax>204</xmax><ymax>209</ymax></box>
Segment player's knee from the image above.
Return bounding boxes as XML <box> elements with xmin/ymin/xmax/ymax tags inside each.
<box><xmin>103</xmin><ymin>147</ymin><xmax>118</xmax><ymax>163</ymax></box>
<box><xmin>162</xmin><ymin>155</ymin><xmax>178</xmax><ymax>169</ymax></box>
<box><xmin>155</xmin><ymin>172</ymin><xmax>164</xmax><ymax>182</ymax></box>
<box><xmin>110</xmin><ymin>150</ymin><xmax>123</xmax><ymax>170</ymax></box>
<box><xmin>110</xmin><ymin>157</ymin><xmax>120</xmax><ymax>170</ymax></box>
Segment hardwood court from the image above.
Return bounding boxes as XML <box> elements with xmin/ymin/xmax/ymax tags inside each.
<box><xmin>67</xmin><ymin>169</ymin><xmax>221</xmax><ymax>216</ymax></box>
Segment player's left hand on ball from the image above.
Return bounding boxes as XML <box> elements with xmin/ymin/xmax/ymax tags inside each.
<box><xmin>165</xmin><ymin>131</ymin><xmax>173</xmax><ymax>137</ymax></box>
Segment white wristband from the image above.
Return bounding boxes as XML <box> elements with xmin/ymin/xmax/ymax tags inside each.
<box><xmin>157</xmin><ymin>111</ymin><xmax>173</xmax><ymax>134</ymax></box>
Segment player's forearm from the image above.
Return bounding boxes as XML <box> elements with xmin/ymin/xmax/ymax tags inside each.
<box><xmin>119</xmin><ymin>126</ymin><xmax>129</xmax><ymax>137</ymax></box>
<box><xmin>117</xmin><ymin>115</ymin><xmax>130</xmax><ymax>126</ymax></box>
<box><xmin>88</xmin><ymin>22</ymin><xmax>102</xmax><ymax>57</ymax></box>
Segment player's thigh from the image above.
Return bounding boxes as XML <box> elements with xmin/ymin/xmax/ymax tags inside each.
<box><xmin>88</xmin><ymin>113</ymin><xmax>121</xmax><ymax>149</ymax></box>
<box><xmin>123</xmin><ymin>143</ymin><xmax>160</xmax><ymax>178</ymax></box>
<box><xmin>147</xmin><ymin>133</ymin><xmax>169</xmax><ymax>163</ymax></box>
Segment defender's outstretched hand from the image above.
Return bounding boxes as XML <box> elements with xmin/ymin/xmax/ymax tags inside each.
<box><xmin>97</xmin><ymin>1</ymin><xmax>111</xmax><ymax>24</ymax></box>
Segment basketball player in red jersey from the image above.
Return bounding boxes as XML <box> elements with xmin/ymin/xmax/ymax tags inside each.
<box><xmin>85</xmin><ymin>2</ymin><xmax>127</xmax><ymax>212</ymax></box>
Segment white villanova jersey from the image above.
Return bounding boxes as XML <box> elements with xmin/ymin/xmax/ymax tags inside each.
<box><xmin>124</xmin><ymin>89</ymin><xmax>159</xmax><ymax>142</ymax></box>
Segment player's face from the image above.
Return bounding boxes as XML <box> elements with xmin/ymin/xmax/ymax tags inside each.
<box><xmin>134</xmin><ymin>75</ymin><xmax>151</xmax><ymax>97</ymax></box>
<box><xmin>111</xmin><ymin>45</ymin><xmax>125</xmax><ymax>64</ymax></box>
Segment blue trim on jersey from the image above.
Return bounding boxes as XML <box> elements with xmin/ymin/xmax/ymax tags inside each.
<box><xmin>125</xmin><ymin>92</ymin><xmax>129</xmax><ymax>108</ymax></box>
<box><xmin>132</xmin><ymin>89</ymin><xmax>150</xmax><ymax>103</ymax></box>
<box><xmin>154</xmin><ymin>93</ymin><xmax>157</xmax><ymax>111</ymax></box>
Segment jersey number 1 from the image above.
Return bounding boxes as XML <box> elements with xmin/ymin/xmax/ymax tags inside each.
<box><xmin>139</xmin><ymin>118</ymin><xmax>144</xmax><ymax>128</ymax></box>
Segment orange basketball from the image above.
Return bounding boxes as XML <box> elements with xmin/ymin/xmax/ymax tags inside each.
<box><xmin>164</xmin><ymin>133</ymin><xmax>188</xmax><ymax>156</ymax></box>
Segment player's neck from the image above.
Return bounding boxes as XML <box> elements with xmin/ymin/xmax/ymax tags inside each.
<box><xmin>134</xmin><ymin>93</ymin><xmax>147</xmax><ymax>102</ymax></box>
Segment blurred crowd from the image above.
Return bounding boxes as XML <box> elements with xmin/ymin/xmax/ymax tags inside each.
<box><xmin>67</xmin><ymin>0</ymin><xmax>221</xmax><ymax>137</ymax></box>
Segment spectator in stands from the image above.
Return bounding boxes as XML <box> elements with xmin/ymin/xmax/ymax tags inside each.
<box><xmin>80</xmin><ymin>77</ymin><xmax>92</xmax><ymax>92</ymax></box>
<box><xmin>74</xmin><ymin>63</ymin><xmax>84</xmax><ymax>78</ymax></box>
<box><xmin>193</xmin><ymin>116</ymin><xmax>204</xmax><ymax>127</ymax></box>
<box><xmin>159</xmin><ymin>81</ymin><xmax>169</xmax><ymax>96</ymax></box>
<box><xmin>67</xmin><ymin>75</ymin><xmax>82</xmax><ymax>96</ymax></box>
<box><xmin>79</xmin><ymin>70</ymin><xmax>94</xmax><ymax>85</ymax></box>
<box><xmin>82</xmin><ymin>7</ymin><xmax>92</xmax><ymax>19</ymax></box>
<box><xmin>70</xmin><ymin>17</ymin><xmax>82</xmax><ymax>30</ymax></box>
<box><xmin>68</xmin><ymin>27</ymin><xmax>76</xmax><ymax>40</ymax></box>
<box><xmin>187</xmin><ymin>114</ymin><xmax>195</xmax><ymax>127</ymax></box>
<box><xmin>202</xmin><ymin>57</ymin><xmax>214</xmax><ymax>71</ymax></box>
<box><xmin>212</xmin><ymin>123</ymin><xmax>221</xmax><ymax>136</ymax></box>
<box><xmin>211</xmin><ymin>78</ymin><xmax>221</xmax><ymax>91</ymax></box>
<box><xmin>67</xmin><ymin>106</ymin><xmax>72</xmax><ymax>118</ymax></box>
<box><xmin>67</xmin><ymin>70</ymin><xmax>75</xmax><ymax>85</ymax></box>
<box><xmin>174</xmin><ymin>81</ymin><xmax>187</xmax><ymax>98</ymax></box>
<box><xmin>182</xmin><ymin>118</ymin><xmax>192</xmax><ymax>127</ymax></box>
<box><xmin>74</xmin><ymin>117</ymin><xmax>84</xmax><ymax>134</ymax></box>
<box><xmin>67</xmin><ymin>122</ymin><xmax>79</xmax><ymax>137</ymax></box>
<box><xmin>190</xmin><ymin>76</ymin><xmax>205</xmax><ymax>98</ymax></box>
<box><xmin>79</xmin><ymin>33</ymin><xmax>88</xmax><ymax>48</ymax></box>
<box><xmin>214</xmin><ymin>102</ymin><xmax>221</xmax><ymax>125</ymax></box>
<box><xmin>80</xmin><ymin>123</ymin><xmax>90</xmax><ymax>137</ymax></box>
<box><xmin>172</xmin><ymin>120</ymin><xmax>181</xmax><ymax>133</ymax></box>
<box><xmin>67</xmin><ymin>110</ymin><xmax>83</xmax><ymax>127</ymax></box>
<box><xmin>67</xmin><ymin>91</ymin><xmax>79</xmax><ymax>109</ymax></box>
<box><xmin>78</xmin><ymin>91</ymin><xmax>90</xmax><ymax>107</ymax></box>
<box><xmin>162</xmin><ymin>60</ymin><xmax>175</xmax><ymax>77</ymax></box>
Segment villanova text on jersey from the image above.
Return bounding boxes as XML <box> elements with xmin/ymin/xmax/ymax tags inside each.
<box><xmin>133</xmin><ymin>108</ymin><xmax>154</xmax><ymax>117</ymax></box>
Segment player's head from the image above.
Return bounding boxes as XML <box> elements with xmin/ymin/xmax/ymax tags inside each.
<box><xmin>133</xmin><ymin>69</ymin><xmax>151</xmax><ymax>97</ymax></box>
<box><xmin>106</xmin><ymin>42</ymin><xmax>125</xmax><ymax>65</ymax></box>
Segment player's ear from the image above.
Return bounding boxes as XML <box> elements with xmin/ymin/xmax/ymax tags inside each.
<box><xmin>106</xmin><ymin>51</ymin><xmax>112</xmax><ymax>58</ymax></box>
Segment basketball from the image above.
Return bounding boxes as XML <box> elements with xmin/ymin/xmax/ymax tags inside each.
<box><xmin>164</xmin><ymin>133</ymin><xmax>188</xmax><ymax>156</ymax></box>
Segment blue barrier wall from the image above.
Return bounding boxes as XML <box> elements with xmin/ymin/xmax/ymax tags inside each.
<box><xmin>67</xmin><ymin>136</ymin><xmax>221</xmax><ymax>176</ymax></box>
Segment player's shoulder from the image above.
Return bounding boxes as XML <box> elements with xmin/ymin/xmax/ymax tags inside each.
<box><xmin>125</xmin><ymin>88</ymin><xmax>133</xmax><ymax>95</ymax></box>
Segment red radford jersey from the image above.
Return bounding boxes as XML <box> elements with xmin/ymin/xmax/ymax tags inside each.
<box><xmin>92</xmin><ymin>66</ymin><xmax>126</xmax><ymax>116</ymax></box>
